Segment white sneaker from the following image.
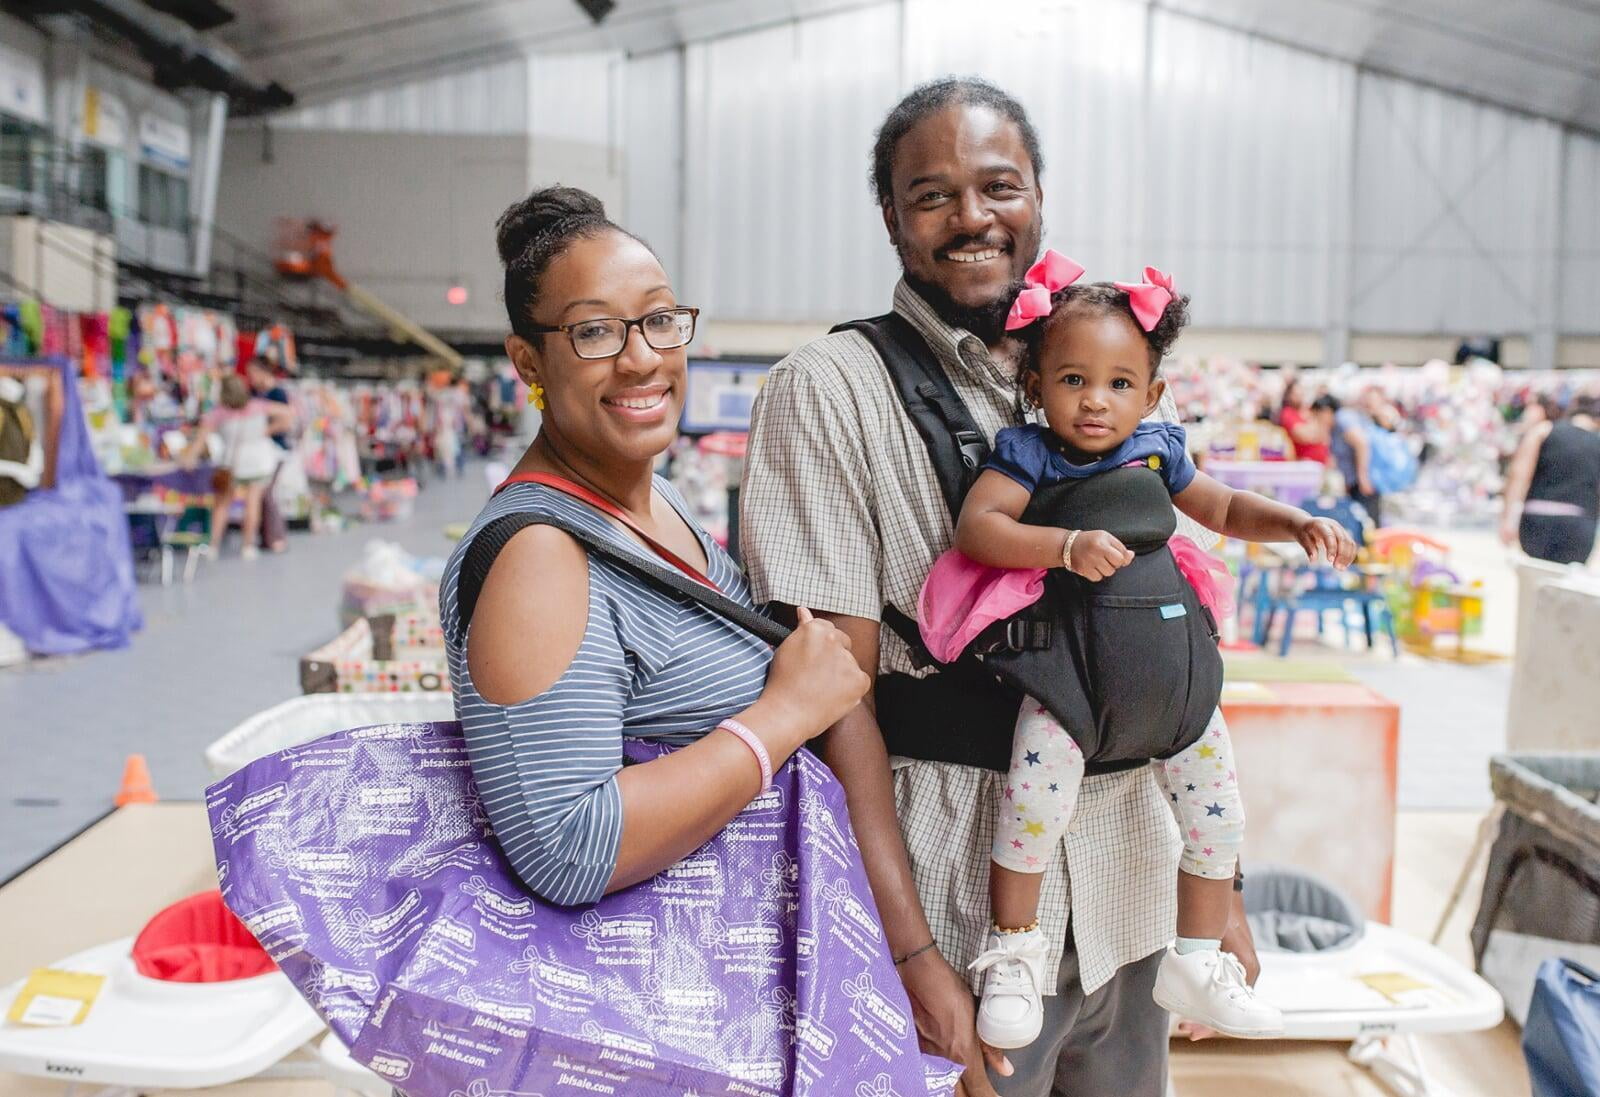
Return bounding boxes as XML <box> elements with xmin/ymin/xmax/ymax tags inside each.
<box><xmin>970</xmin><ymin>927</ymin><xmax>1049</xmax><ymax>1049</ymax></box>
<box><xmin>1151</xmin><ymin>945</ymin><xmax>1284</xmax><ymax>1039</ymax></box>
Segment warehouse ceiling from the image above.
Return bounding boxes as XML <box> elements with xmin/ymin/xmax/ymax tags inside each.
<box><xmin>215</xmin><ymin>0</ymin><xmax>1600</xmax><ymax>133</ymax></box>
<box><xmin>1166</xmin><ymin>0</ymin><xmax>1600</xmax><ymax>135</ymax></box>
<box><xmin>213</xmin><ymin>0</ymin><xmax>885</xmax><ymax>103</ymax></box>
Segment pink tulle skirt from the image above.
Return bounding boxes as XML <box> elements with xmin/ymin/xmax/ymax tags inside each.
<box><xmin>917</xmin><ymin>535</ymin><xmax>1234</xmax><ymax>663</ymax></box>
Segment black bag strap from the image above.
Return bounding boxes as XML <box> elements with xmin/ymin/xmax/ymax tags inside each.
<box><xmin>832</xmin><ymin>312</ymin><xmax>992</xmax><ymax>522</ymax></box>
<box><xmin>457</xmin><ymin>511</ymin><xmax>791</xmax><ymax>648</ymax></box>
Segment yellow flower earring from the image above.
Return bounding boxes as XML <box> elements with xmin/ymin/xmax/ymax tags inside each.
<box><xmin>526</xmin><ymin>382</ymin><xmax>546</xmax><ymax>411</ymax></box>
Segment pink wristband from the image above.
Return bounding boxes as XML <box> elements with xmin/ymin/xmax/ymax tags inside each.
<box><xmin>718</xmin><ymin>718</ymin><xmax>772</xmax><ymax>792</ymax></box>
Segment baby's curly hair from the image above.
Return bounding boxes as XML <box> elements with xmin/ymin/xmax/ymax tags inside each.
<box><xmin>1016</xmin><ymin>282</ymin><xmax>1190</xmax><ymax>406</ymax></box>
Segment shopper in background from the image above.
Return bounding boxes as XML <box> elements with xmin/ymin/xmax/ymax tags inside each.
<box><xmin>181</xmin><ymin>373</ymin><xmax>294</xmax><ymax>559</ymax></box>
<box><xmin>1279</xmin><ymin>376</ymin><xmax>1330</xmax><ymax>464</ymax></box>
<box><xmin>1501</xmin><ymin>402</ymin><xmax>1600</xmax><ymax>565</ymax></box>
<box><xmin>428</xmin><ymin>374</ymin><xmax>469</xmax><ymax>478</ymax></box>
<box><xmin>247</xmin><ymin>357</ymin><xmax>291</xmax><ymax>553</ymax></box>
<box><xmin>1315</xmin><ymin>394</ymin><xmax>1382</xmax><ymax>525</ymax></box>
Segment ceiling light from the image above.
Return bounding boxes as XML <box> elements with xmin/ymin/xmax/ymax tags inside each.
<box><xmin>573</xmin><ymin>0</ymin><xmax>615</xmax><ymax>25</ymax></box>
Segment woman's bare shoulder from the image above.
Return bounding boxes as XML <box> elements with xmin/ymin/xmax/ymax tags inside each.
<box><xmin>467</xmin><ymin>523</ymin><xmax>591</xmax><ymax>706</ymax></box>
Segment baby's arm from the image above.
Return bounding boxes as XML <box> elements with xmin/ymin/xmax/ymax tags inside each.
<box><xmin>1173</xmin><ymin>472</ymin><xmax>1357</xmax><ymax>567</ymax></box>
<box><xmin>955</xmin><ymin>469</ymin><xmax>1133</xmax><ymax>578</ymax></box>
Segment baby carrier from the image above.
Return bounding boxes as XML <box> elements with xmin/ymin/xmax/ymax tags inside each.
<box><xmin>833</xmin><ymin>314</ymin><xmax>1223</xmax><ymax>775</ymax></box>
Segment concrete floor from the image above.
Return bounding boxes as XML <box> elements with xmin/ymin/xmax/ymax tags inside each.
<box><xmin>0</xmin><ymin>467</ymin><xmax>493</xmax><ymax>883</ymax></box>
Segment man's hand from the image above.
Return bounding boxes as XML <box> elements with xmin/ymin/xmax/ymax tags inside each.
<box><xmin>899</xmin><ymin>947</ymin><xmax>1012</xmax><ymax>1096</ymax></box>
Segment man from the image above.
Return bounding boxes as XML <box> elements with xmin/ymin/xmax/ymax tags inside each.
<box><xmin>740</xmin><ymin>78</ymin><xmax>1257</xmax><ymax>1097</ymax></box>
<box><xmin>1313</xmin><ymin>394</ymin><xmax>1380</xmax><ymax>525</ymax></box>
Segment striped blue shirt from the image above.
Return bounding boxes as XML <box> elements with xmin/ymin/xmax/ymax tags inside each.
<box><xmin>440</xmin><ymin>478</ymin><xmax>772</xmax><ymax>906</ymax></box>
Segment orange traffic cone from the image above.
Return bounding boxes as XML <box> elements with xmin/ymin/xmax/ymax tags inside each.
<box><xmin>114</xmin><ymin>754</ymin><xmax>158</xmax><ymax>807</ymax></box>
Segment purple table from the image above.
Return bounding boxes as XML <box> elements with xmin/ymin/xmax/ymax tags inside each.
<box><xmin>1206</xmin><ymin>460</ymin><xmax>1325</xmax><ymax>507</ymax></box>
<box><xmin>112</xmin><ymin>464</ymin><xmax>217</xmax><ymax>503</ymax></box>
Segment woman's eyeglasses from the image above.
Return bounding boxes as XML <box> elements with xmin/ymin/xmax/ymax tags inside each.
<box><xmin>527</xmin><ymin>307</ymin><xmax>700</xmax><ymax>360</ymax></box>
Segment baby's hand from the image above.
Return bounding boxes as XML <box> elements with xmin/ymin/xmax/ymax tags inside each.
<box><xmin>1068</xmin><ymin>530</ymin><xmax>1134</xmax><ymax>581</ymax></box>
<box><xmin>1297</xmin><ymin>516</ymin><xmax>1357</xmax><ymax>569</ymax></box>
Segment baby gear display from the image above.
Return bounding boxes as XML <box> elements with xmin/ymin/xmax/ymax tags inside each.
<box><xmin>0</xmin><ymin>891</ymin><xmax>322</xmax><ymax>1088</ymax></box>
<box><xmin>1240</xmin><ymin>866</ymin><xmax>1503</xmax><ymax>1096</ymax></box>
<box><xmin>1473</xmin><ymin>754</ymin><xmax>1600</xmax><ymax>1025</ymax></box>
<box><xmin>1523</xmin><ymin>958</ymin><xmax>1600</xmax><ymax>1097</ymax></box>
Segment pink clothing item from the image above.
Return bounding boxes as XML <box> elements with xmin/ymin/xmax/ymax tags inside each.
<box><xmin>1168</xmin><ymin>535</ymin><xmax>1235</xmax><ymax>620</ymax></box>
<box><xmin>1004</xmin><ymin>250</ymin><xmax>1085</xmax><ymax>331</ymax></box>
<box><xmin>917</xmin><ymin>549</ymin><xmax>1047</xmax><ymax>664</ymax></box>
<box><xmin>1112</xmin><ymin>266</ymin><xmax>1177</xmax><ymax>332</ymax></box>
<box><xmin>918</xmin><ymin>537</ymin><xmax>1234</xmax><ymax>664</ymax></box>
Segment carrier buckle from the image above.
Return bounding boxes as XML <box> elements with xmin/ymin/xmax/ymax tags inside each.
<box><xmin>1004</xmin><ymin>619</ymin><xmax>1052</xmax><ymax>652</ymax></box>
<box><xmin>955</xmin><ymin>431</ymin><xmax>988</xmax><ymax>472</ymax></box>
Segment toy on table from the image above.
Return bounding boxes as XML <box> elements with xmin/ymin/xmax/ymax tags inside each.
<box><xmin>1364</xmin><ymin>529</ymin><xmax>1491</xmax><ymax>661</ymax></box>
<box><xmin>360</xmin><ymin>477</ymin><xmax>418</xmax><ymax>523</ymax></box>
<box><xmin>1243</xmin><ymin>497</ymin><xmax>1398</xmax><ymax>657</ymax></box>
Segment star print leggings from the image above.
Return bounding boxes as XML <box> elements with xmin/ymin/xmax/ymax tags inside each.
<box><xmin>992</xmin><ymin>696</ymin><xmax>1244</xmax><ymax>881</ymax></box>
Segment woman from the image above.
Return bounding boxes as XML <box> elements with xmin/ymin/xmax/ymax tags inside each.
<box><xmin>438</xmin><ymin>187</ymin><xmax>955</xmax><ymax>1093</ymax></box>
<box><xmin>1501</xmin><ymin>403</ymin><xmax>1600</xmax><ymax>565</ymax></box>
<box><xmin>1278</xmin><ymin>376</ymin><xmax>1329</xmax><ymax>465</ymax></box>
<box><xmin>181</xmin><ymin>373</ymin><xmax>294</xmax><ymax>559</ymax></box>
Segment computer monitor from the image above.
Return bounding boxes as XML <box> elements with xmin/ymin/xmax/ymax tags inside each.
<box><xmin>680</xmin><ymin>358</ymin><xmax>773</xmax><ymax>434</ymax></box>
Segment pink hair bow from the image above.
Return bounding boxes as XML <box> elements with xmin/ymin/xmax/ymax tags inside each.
<box><xmin>1004</xmin><ymin>249</ymin><xmax>1086</xmax><ymax>331</ymax></box>
<box><xmin>1113</xmin><ymin>266</ymin><xmax>1176</xmax><ymax>331</ymax></box>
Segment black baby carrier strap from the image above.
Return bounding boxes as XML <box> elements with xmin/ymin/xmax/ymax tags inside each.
<box><xmin>835</xmin><ymin>313</ymin><xmax>1221</xmax><ymax>774</ymax></box>
<box><xmin>832</xmin><ymin>314</ymin><xmax>1035</xmax><ymax>774</ymax></box>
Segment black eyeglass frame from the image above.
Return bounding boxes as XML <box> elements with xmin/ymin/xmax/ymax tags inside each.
<box><xmin>524</xmin><ymin>307</ymin><xmax>701</xmax><ymax>360</ymax></box>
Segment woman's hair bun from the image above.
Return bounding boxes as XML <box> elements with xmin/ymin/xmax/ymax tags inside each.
<box><xmin>495</xmin><ymin>186</ymin><xmax>608</xmax><ymax>267</ymax></box>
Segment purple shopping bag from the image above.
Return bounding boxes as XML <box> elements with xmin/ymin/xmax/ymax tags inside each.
<box><xmin>208</xmin><ymin>722</ymin><xmax>961</xmax><ymax>1097</ymax></box>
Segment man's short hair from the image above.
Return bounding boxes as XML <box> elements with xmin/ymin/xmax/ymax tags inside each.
<box><xmin>870</xmin><ymin>76</ymin><xmax>1044</xmax><ymax>205</ymax></box>
<box><xmin>1311</xmin><ymin>394</ymin><xmax>1341</xmax><ymax>413</ymax></box>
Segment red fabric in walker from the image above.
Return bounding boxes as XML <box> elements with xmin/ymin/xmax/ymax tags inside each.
<box><xmin>131</xmin><ymin>891</ymin><xmax>277</xmax><ymax>982</ymax></box>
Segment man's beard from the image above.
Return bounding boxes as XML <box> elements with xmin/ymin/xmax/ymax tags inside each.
<box><xmin>897</xmin><ymin>227</ymin><xmax>1042</xmax><ymax>345</ymax></box>
<box><xmin>900</xmin><ymin>268</ymin><xmax>1020</xmax><ymax>345</ymax></box>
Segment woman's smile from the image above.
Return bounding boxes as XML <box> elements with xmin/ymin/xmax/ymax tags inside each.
<box><xmin>601</xmin><ymin>383</ymin><xmax>673</xmax><ymax>423</ymax></box>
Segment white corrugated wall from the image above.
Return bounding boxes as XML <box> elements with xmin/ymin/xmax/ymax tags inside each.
<box><xmin>1144</xmin><ymin>12</ymin><xmax>1355</xmax><ymax>330</ymax></box>
<box><xmin>272</xmin><ymin>57</ymin><xmax>531</xmax><ymax>135</ymax></box>
<box><xmin>257</xmin><ymin>1</ymin><xmax>1597</xmax><ymax>353</ymax></box>
<box><xmin>651</xmin><ymin>0</ymin><xmax>1591</xmax><ymax>355</ymax></box>
<box><xmin>1562</xmin><ymin>132</ymin><xmax>1600</xmax><ymax>336</ymax></box>
<box><xmin>623</xmin><ymin>50</ymin><xmax>685</xmax><ymax>286</ymax></box>
<box><xmin>681</xmin><ymin>3</ymin><xmax>905</xmax><ymax>322</ymax></box>
<box><xmin>1350</xmin><ymin>72</ymin><xmax>1563</xmax><ymax>337</ymax></box>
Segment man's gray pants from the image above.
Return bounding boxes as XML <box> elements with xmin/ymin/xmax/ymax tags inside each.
<box><xmin>990</xmin><ymin>934</ymin><xmax>1168</xmax><ymax>1097</ymax></box>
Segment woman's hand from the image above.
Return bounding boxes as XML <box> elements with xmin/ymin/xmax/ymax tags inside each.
<box><xmin>748</xmin><ymin>607</ymin><xmax>871</xmax><ymax>755</ymax></box>
<box><xmin>1067</xmin><ymin>530</ymin><xmax>1133</xmax><ymax>581</ymax></box>
<box><xmin>1295</xmin><ymin>516</ymin><xmax>1357</xmax><ymax>568</ymax></box>
<box><xmin>1499</xmin><ymin>514</ymin><xmax>1521</xmax><ymax>547</ymax></box>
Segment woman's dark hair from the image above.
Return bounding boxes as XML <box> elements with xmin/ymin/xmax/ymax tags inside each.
<box><xmin>495</xmin><ymin>186</ymin><xmax>642</xmax><ymax>342</ymax></box>
<box><xmin>871</xmin><ymin>77</ymin><xmax>1044</xmax><ymax>205</ymax></box>
<box><xmin>1281</xmin><ymin>375</ymin><xmax>1302</xmax><ymax>410</ymax></box>
<box><xmin>219</xmin><ymin>373</ymin><xmax>250</xmax><ymax>410</ymax></box>
<box><xmin>1017</xmin><ymin>282</ymin><xmax>1190</xmax><ymax>405</ymax></box>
